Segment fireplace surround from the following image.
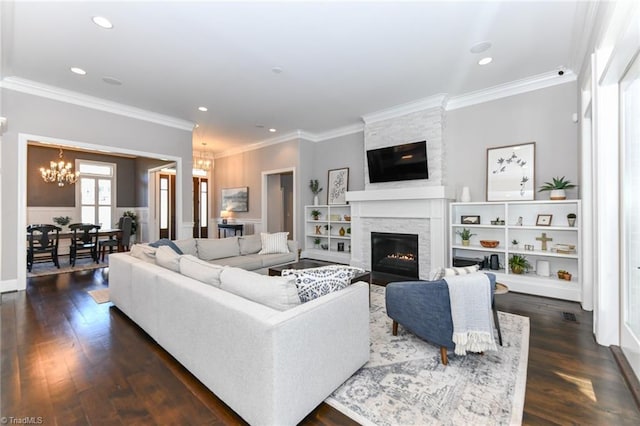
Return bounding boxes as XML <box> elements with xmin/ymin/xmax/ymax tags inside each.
<box><xmin>371</xmin><ymin>232</ymin><xmax>419</xmax><ymax>282</ymax></box>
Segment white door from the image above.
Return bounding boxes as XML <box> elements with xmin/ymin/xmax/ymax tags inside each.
<box><xmin>620</xmin><ymin>51</ymin><xmax>640</xmax><ymax>380</ymax></box>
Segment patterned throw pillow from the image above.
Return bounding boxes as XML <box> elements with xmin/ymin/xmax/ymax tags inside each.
<box><xmin>258</xmin><ymin>232</ymin><xmax>290</xmax><ymax>255</ymax></box>
<box><xmin>282</xmin><ymin>265</ymin><xmax>365</xmax><ymax>302</ymax></box>
<box><xmin>430</xmin><ymin>264</ymin><xmax>480</xmax><ymax>281</ymax></box>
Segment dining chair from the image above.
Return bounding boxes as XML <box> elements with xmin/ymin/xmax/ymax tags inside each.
<box><xmin>26</xmin><ymin>224</ymin><xmax>62</xmax><ymax>272</ymax></box>
<box><xmin>69</xmin><ymin>223</ymin><xmax>101</xmax><ymax>266</ymax></box>
<box><xmin>99</xmin><ymin>216</ymin><xmax>132</xmax><ymax>261</ymax></box>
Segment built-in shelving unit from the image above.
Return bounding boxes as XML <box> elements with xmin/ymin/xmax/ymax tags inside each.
<box><xmin>303</xmin><ymin>205</ymin><xmax>351</xmax><ymax>263</ymax></box>
<box><xmin>450</xmin><ymin>200</ymin><xmax>582</xmax><ymax>302</ymax></box>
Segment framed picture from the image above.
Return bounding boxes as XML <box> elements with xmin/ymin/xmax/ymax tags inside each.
<box><xmin>536</xmin><ymin>214</ymin><xmax>553</xmax><ymax>226</ymax></box>
<box><xmin>327</xmin><ymin>168</ymin><xmax>349</xmax><ymax>205</ymax></box>
<box><xmin>461</xmin><ymin>215</ymin><xmax>481</xmax><ymax>225</ymax></box>
<box><xmin>221</xmin><ymin>187</ymin><xmax>249</xmax><ymax>212</ymax></box>
<box><xmin>486</xmin><ymin>142</ymin><xmax>535</xmax><ymax>201</ymax></box>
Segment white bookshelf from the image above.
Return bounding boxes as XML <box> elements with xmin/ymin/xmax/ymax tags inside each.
<box><xmin>303</xmin><ymin>205</ymin><xmax>351</xmax><ymax>263</ymax></box>
<box><xmin>450</xmin><ymin>200</ymin><xmax>582</xmax><ymax>302</ymax></box>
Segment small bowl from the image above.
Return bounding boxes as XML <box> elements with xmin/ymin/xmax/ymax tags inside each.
<box><xmin>480</xmin><ymin>240</ymin><xmax>500</xmax><ymax>248</ymax></box>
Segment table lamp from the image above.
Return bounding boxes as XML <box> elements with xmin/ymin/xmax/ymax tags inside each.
<box><xmin>220</xmin><ymin>210</ymin><xmax>229</xmax><ymax>224</ymax></box>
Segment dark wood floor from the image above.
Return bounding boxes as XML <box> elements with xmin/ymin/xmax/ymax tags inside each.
<box><xmin>2</xmin><ymin>269</ymin><xmax>639</xmax><ymax>425</ymax></box>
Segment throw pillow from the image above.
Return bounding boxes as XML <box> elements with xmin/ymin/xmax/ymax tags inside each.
<box><xmin>238</xmin><ymin>234</ymin><xmax>262</xmax><ymax>255</ymax></box>
<box><xmin>149</xmin><ymin>238</ymin><xmax>184</xmax><ymax>254</ymax></box>
<box><xmin>173</xmin><ymin>238</ymin><xmax>197</xmax><ymax>256</ymax></box>
<box><xmin>219</xmin><ymin>267</ymin><xmax>301</xmax><ymax>311</ymax></box>
<box><xmin>430</xmin><ymin>265</ymin><xmax>480</xmax><ymax>281</ymax></box>
<box><xmin>197</xmin><ymin>237</ymin><xmax>240</xmax><ymax>261</ymax></box>
<box><xmin>281</xmin><ymin>265</ymin><xmax>365</xmax><ymax>302</ymax></box>
<box><xmin>155</xmin><ymin>245</ymin><xmax>181</xmax><ymax>272</ymax></box>
<box><xmin>179</xmin><ymin>255</ymin><xmax>224</xmax><ymax>287</ymax></box>
<box><xmin>129</xmin><ymin>244</ymin><xmax>157</xmax><ymax>263</ymax></box>
<box><xmin>258</xmin><ymin>232</ymin><xmax>290</xmax><ymax>255</ymax></box>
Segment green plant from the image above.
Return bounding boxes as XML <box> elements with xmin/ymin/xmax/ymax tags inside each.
<box><xmin>509</xmin><ymin>254</ymin><xmax>531</xmax><ymax>274</ymax></box>
<box><xmin>456</xmin><ymin>228</ymin><xmax>476</xmax><ymax>241</ymax></box>
<box><xmin>311</xmin><ymin>209</ymin><xmax>321</xmax><ymax>219</ymax></box>
<box><xmin>567</xmin><ymin>213</ymin><xmax>577</xmax><ymax>219</ymax></box>
<box><xmin>324</xmin><ymin>224</ymin><xmax>332</xmax><ymax>231</ymax></box>
<box><xmin>52</xmin><ymin>216</ymin><xmax>72</xmax><ymax>227</ymax></box>
<box><xmin>314</xmin><ymin>238</ymin><xmax>321</xmax><ymax>245</ymax></box>
<box><xmin>309</xmin><ymin>179</ymin><xmax>323</xmax><ymax>195</ymax></box>
<box><xmin>511</xmin><ymin>239</ymin><xmax>519</xmax><ymax>246</ymax></box>
<box><xmin>538</xmin><ymin>176</ymin><xmax>576</xmax><ymax>192</ymax></box>
<box><xmin>122</xmin><ymin>210</ymin><xmax>138</xmax><ymax>236</ymax></box>
<box><xmin>347</xmin><ymin>227</ymin><xmax>351</xmax><ymax>234</ymax></box>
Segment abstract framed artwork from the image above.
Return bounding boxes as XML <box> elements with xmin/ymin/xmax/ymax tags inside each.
<box><xmin>486</xmin><ymin>142</ymin><xmax>535</xmax><ymax>201</ymax></box>
<box><xmin>461</xmin><ymin>215</ymin><xmax>481</xmax><ymax>225</ymax></box>
<box><xmin>327</xmin><ymin>168</ymin><xmax>349</xmax><ymax>205</ymax></box>
<box><xmin>536</xmin><ymin>214</ymin><xmax>553</xmax><ymax>226</ymax></box>
<box><xmin>221</xmin><ymin>187</ymin><xmax>249</xmax><ymax>212</ymax></box>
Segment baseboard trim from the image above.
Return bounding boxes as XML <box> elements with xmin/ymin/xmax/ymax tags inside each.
<box><xmin>611</xmin><ymin>345</ymin><xmax>640</xmax><ymax>411</ymax></box>
<box><xmin>1</xmin><ymin>278</ymin><xmax>18</xmax><ymax>293</ymax></box>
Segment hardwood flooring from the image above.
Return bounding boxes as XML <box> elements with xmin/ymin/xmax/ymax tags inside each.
<box><xmin>1</xmin><ymin>269</ymin><xmax>639</xmax><ymax>425</ymax></box>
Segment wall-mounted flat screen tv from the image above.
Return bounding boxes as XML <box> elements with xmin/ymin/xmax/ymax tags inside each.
<box><xmin>366</xmin><ymin>141</ymin><xmax>429</xmax><ymax>183</ymax></box>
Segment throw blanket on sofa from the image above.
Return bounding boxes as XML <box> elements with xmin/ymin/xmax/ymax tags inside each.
<box><xmin>445</xmin><ymin>273</ymin><xmax>497</xmax><ymax>356</ymax></box>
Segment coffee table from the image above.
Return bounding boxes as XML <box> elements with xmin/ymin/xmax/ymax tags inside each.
<box><xmin>269</xmin><ymin>259</ymin><xmax>371</xmax><ymax>284</ymax></box>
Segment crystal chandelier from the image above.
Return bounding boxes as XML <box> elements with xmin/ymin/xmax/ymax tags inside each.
<box><xmin>193</xmin><ymin>151</ymin><xmax>212</xmax><ymax>171</ymax></box>
<box><xmin>40</xmin><ymin>148</ymin><xmax>79</xmax><ymax>187</ymax></box>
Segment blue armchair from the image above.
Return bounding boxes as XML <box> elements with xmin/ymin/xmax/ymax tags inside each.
<box><xmin>385</xmin><ymin>272</ymin><xmax>497</xmax><ymax>365</ymax></box>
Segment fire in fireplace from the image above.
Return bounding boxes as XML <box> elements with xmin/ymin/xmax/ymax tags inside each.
<box><xmin>371</xmin><ymin>232</ymin><xmax>419</xmax><ymax>282</ymax></box>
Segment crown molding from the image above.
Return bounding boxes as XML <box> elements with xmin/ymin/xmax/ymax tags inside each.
<box><xmin>214</xmin><ymin>130</ymin><xmax>302</xmax><ymax>159</ymax></box>
<box><xmin>299</xmin><ymin>123</ymin><xmax>364</xmax><ymax>142</ymax></box>
<box><xmin>446</xmin><ymin>70</ymin><xmax>577</xmax><ymax>111</ymax></box>
<box><xmin>361</xmin><ymin>94</ymin><xmax>448</xmax><ymax>124</ymax></box>
<box><xmin>0</xmin><ymin>77</ymin><xmax>194</xmax><ymax>131</ymax></box>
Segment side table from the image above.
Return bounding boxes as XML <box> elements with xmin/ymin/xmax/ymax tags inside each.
<box><xmin>493</xmin><ymin>282</ymin><xmax>509</xmax><ymax>346</ymax></box>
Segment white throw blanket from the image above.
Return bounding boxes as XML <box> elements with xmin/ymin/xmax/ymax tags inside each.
<box><xmin>445</xmin><ymin>273</ymin><xmax>497</xmax><ymax>356</ymax></box>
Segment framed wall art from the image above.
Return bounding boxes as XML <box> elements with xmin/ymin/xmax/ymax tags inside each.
<box><xmin>536</xmin><ymin>214</ymin><xmax>553</xmax><ymax>226</ymax></box>
<box><xmin>461</xmin><ymin>215</ymin><xmax>481</xmax><ymax>225</ymax></box>
<box><xmin>221</xmin><ymin>187</ymin><xmax>249</xmax><ymax>212</ymax></box>
<box><xmin>327</xmin><ymin>168</ymin><xmax>349</xmax><ymax>205</ymax></box>
<box><xmin>486</xmin><ymin>142</ymin><xmax>535</xmax><ymax>201</ymax></box>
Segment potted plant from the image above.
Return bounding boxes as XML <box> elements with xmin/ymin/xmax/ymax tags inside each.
<box><xmin>313</xmin><ymin>238</ymin><xmax>321</xmax><ymax>248</ymax></box>
<box><xmin>557</xmin><ymin>269</ymin><xmax>573</xmax><ymax>280</ymax></box>
<box><xmin>456</xmin><ymin>228</ymin><xmax>476</xmax><ymax>246</ymax></box>
<box><xmin>511</xmin><ymin>239</ymin><xmax>519</xmax><ymax>249</ymax></box>
<box><xmin>538</xmin><ymin>176</ymin><xmax>576</xmax><ymax>200</ymax></box>
<box><xmin>311</xmin><ymin>209</ymin><xmax>321</xmax><ymax>220</ymax></box>
<box><xmin>509</xmin><ymin>254</ymin><xmax>531</xmax><ymax>274</ymax></box>
<box><xmin>52</xmin><ymin>216</ymin><xmax>72</xmax><ymax>228</ymax></box>
<box><xmin>323</xmin><ymin>224</ymin><xmax>332</xmax><ymax>234</ymax></box>
<box><xmin>567</xmin><ymin>213</ymin><xmax>577</xmax><ymax>227</ymax></box>
<box><xmin>309</xmin><ymin>179</ymin><xmax>323</xmax><ymax>206</ymax></box>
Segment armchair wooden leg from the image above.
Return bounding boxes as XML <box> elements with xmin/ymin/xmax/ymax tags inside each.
<box><xmin>440</xmin><ymin>347</ymin><xmax>448</xmax><ymax>365</ymax></box>
<box><xmin>392</xmin><ymin>320</ymin><xmax>398</xmax><ymax>336</ymax></box>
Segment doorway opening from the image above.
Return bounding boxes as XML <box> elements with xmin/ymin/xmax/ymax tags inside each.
<box><xmin>261</xmin><ymin>168</ymin><xmax>296</xmax><ymax>240</ymax></box>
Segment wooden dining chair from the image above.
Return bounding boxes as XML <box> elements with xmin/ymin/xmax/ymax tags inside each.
<box><xmin>69</xmin><ymin>223</ymin><xmax>101</xmax><ymax>266</ymax></box>
<box><xmin>26</xmin><ymin>224</ymin><xmax>62</xmax><ymax>272</ymax></box>
<box><xmin>99</xmin><ymin>216</ymin><xmax>132</xmax><ymax>261</ymax></box>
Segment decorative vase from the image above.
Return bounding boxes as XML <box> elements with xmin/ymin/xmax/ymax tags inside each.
<box><xmin>462</xmin><ymin>239</ymin><xmax>470</xmax><ymax>246</ymax></box>
<box><xmin>536</xmin><ymin>260</ymin><xmax>550</xmax><ymax>277</ymax></box>
<box><xmin>568</xmin><ymin>218</ymin><xmax>576</xmax><ymax>227</ymax></box>
<box><xmin>549</xmin><ymin>189</ymin><xmax>566</xmax><ymax>200</ymax></box>
<box><xmin>511</xmin><ymin>266</ymin><xmax>524</xmax><ymax>274</ymax></box>
<box><xmin>313</xmin><ymin>195</ymin><xmax>319</xmax><ymax>206</ymax></box>
<box><xmin>460</xmin><ymin>186</ymin><xmax>471</xmax><ymax>202</ymax></box>
<box><xmin>339</xmin><ymin>227</ymin><xmax>346</xmax><ymax>236</ymax></box>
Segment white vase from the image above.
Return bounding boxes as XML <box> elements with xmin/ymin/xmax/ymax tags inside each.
<box><xmin>549</xmin><ymin>189</ymin><xmax>566</xmax><ymax>200</ymax></box>
<box><xmin>313</xmin><ymin>195</ymin><xmax>319</xmax><ymax>206</ymax></box>
<box><xmin>460</xmin><ymin>187</ymin><xmax>471</xmax><ymax>202</ymax></box>
<box><xmin>536</xmin><ymin>260</ymin><xmax>550</xmax><ymax>277</ymax></box>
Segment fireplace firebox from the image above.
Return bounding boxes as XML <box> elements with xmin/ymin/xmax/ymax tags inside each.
<box><xmin>371</xmin><ymin>232</ymin><xmax>419</xmax><ymax>283</ymax></box>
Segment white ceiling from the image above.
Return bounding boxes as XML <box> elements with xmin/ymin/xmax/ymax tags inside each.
<box><xmin>1</xmin><ymin>1</ymin><xmax>592</xmax><ymax>155</ymax></box>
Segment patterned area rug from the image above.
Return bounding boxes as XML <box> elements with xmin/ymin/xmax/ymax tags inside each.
<box><xmin>27</xmin><ymin>257</ymin><xmax>108</xmax><ymax>277</ymax></box>
<box><xmin>326</xmin><ymin>284</ymin><xmax>529</xmax><ymax>426</ymax></box>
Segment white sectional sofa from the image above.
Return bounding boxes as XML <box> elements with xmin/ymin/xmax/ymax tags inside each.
<box><xmin>108</xmin><ymin>250</ymin><xmax>370</xmax><ymax>426</ymax></box>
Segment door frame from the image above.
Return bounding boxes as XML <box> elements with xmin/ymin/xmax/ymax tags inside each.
<box><xmin>261</xmin><ymin>167</ymin><xmax>296</xmax><ymax>241</ymax></box>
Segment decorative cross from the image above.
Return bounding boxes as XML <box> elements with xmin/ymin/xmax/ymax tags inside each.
<box><xmin>536</xmin><ymin>233</ymin><xmax>553</xmax><ymax>251</ymax></box>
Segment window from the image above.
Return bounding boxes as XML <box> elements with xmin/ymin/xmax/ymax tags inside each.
<box><xmin>77</xmin><ymin>160</ymin><xmax>116</xmax><ymax>228</ymax></box>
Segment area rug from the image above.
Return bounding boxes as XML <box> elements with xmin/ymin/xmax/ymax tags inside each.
<box><xmin>27</xmin><ymin>257</ymin><xmax>107</xmax><ymax>278</ymax></box>
<box><xmin>325</xmin><ymin>284</ymin><xmax>529</xmax><ymax>426</ymax></box>
<box><xmin>87</xmin><ymin>288</ymin><xmax>110</xmax><ymax>304</ymax></box>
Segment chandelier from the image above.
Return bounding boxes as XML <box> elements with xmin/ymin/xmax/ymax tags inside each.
<box><xmin>40</xmin><ymin>148</ymin><xmax>79</xmax><ymax>187</ymax></box>
<box><xmin>193</xmin><ymin>151</ymin><xmax>212</xmax><ymax>171</ymax></box>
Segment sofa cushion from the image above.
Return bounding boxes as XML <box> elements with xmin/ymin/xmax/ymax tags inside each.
<box><xmin>260</xmin><ymin>252</ymin><xmax>297</xmax><ymax>268</ymax></box>
<box><xmin>197</xmin><ymin>237</ymin><xmax>240</xmax><ymax>261</ymax></box>
<box><xmin>238</xmin><ymin>234</ymin><xmax>262</xmax><ymax>255</ymax></box>
<box><xmin>155</xmin><ymin>245</ymin><xmax>182</xmax><ymax>272</ymax></box>
<box><xmin>129</xmin><ymin>244</ymin><xmax>156</xmax><ymax>263</ymax></box>
<box><xmin>282</xmin><ymin>265</ymin><xmax>365</xmax><ymax>303</ymax></box>
<box><xmin>430</xmin><ymin>265</ymin><xmax>480</xmax><ymax>281</ymax></box>
<box><xmin>219</xmin><ymin>267</ymin><xmax>301</xmax><ymax>311</ymax></box>
<box><xmin>173</xmin><ymin>238</ymin><xmax>198</xmax><ymax>256</ymax></box>
<box><xmin>209</xmin><ymin>255</ymin><xmax>264</xmax><ymax>270</ymax></box>
<box><xmin>149</xmin><ymin>238</ymin><xmax>184</xmax><ymax>254</ymax></box>
<box><xmin>258</xmin><ymin>232</ymin><xmax>290</xmax><ymax>255</ymax></box>
<box><xmin>180</xmin><ymin>255</ymin><xmax>224</xmax><ymax>287</ymax></box>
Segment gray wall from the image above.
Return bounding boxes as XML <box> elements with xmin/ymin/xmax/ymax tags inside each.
<box><xmin>445</xmin><ymin>82</ymin><xmax>579</xmax><ymax>201</ymax></box>
<box><xmin>1</xmin><ymin>89</ymin><xmax>192</xmax><ymax>282</ymax></box>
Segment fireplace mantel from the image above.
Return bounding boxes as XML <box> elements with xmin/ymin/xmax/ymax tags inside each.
<box><xmin>346</xmin><ymin>186</ymin><xmax>454</xmax><ymax>202</ymax></box>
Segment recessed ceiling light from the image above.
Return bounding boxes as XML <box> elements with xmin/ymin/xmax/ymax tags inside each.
<box><xmin>102</xmin><ymin>76</ymin><xmax>122</xmax><ymax>85</ymax></box>
<box><xmin>470</xmin><ymin>41</ymin><xmax>492</xmax><ymax>54</ymax></box>
<box><xmin>478</xmin><ymin>57</ymin><xmax>493</xmax><ymax>66</ymax></box>
<box><xmin>198</xmin><ymin>106</ymin><xmax>208</xmax><ymax>112</ymax></box>
<box><xmin>269</xmin><ymin>128</ymin><xmax>277</xmax><ymax>133</ymax></box>
<box><xmin>92</xmin><ymin>16</ymin><xmax>113</xmax><ymax>29</ymax></box>
<box><xmin>70</xmin><ymin>67</ymin><xmax>87</xmax><ymax>75</ymax></box>
<box><xmin>272</xmin><ymin>66</ymin><xmax>283</xmax><ymax>74</ymax></box>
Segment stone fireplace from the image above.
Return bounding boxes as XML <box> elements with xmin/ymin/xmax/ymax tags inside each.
<box><xmin>346</xmin><ymin>98</ymin><xmax>454</xmax><ymax>279</ymax></box>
